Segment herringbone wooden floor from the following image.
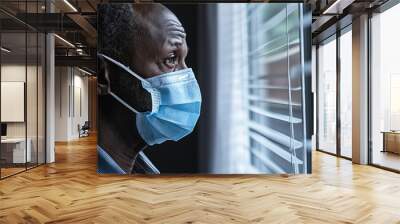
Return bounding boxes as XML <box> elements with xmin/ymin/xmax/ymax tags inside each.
<box><xmin>1</xmin><ymin>135</ymin><xmax>400</xmax><ymax>224</ymax></box>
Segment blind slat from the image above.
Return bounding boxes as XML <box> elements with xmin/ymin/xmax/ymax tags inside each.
<box><xmin>249</xmin><ymin>121</ymin><xmax>303</xmax><ymax>149</ymax></box>
<box><xmin>249</xmin><ymin>106</ymin><xmax>302</xmax><ymax>123</ymax></box>
<box><xmin>250</xmin><ymin>132</ymin><xmax>303</xmax><ymax>164</ymax></box>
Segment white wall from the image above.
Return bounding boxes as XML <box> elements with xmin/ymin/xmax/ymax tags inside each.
<box><xmin>55</xmin><ymin>66</ymin><xmax>69</xmax><ymax>141</ymax></box>
<box><xmin>71</xmin><ymin>72</ymin><xmax>89</xmax><ymax>138</ymax></box>
<box><xmin>1</xmin><ymin>65</ymin><xmax>27</xmax><ymax>141</ymax></box>
<box><xmin>54</xmin><ymin>67</ymin><xmax>89</xmax><ymax>141</ymax></box>
<box><xmin>1</xmin><ymin>65</ymin><xmax>39</xmax><ymax>138</ymax></box>
<box><xmin>1</xmin><ymin>63</ymin><xmax>46</xmax><ymax>164</ymax></box>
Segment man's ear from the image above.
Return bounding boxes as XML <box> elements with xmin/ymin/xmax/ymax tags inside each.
<box><xmin>98</xmin><ymin>54</ymin><xmax>153</xmax><ymax>112</ymax></box>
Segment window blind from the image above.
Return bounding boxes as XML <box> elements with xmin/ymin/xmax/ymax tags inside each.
<box><xmin>247</xmin><ymin>3</ymin><xmax>307</xmax><ymax>174</ymax></box>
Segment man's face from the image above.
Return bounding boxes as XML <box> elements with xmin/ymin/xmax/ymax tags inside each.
<box><xmin>132</xmin><ymin>5</ymin><xmax>188</xmax><ymax>78</ymax></box>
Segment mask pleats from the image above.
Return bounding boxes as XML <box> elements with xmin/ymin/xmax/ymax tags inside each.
<box><xmin>153</xmin><ymin>104</ymin><xmax>200</xmax><ymax>124</ymax></box>
<box><xmin>147</xmin><ymin>116</ymin><xmax>193</xmax><ymax>141</ymax></box>
<box><xmin>97</xmin><ymin>55</ymin><xmax>202</xmax><ymax>146</ymax></box>
<box><xmin>137</xmin><ymin>68</ymin><xmax>202</xmax><ymax>145</ymax></box>
<box><xmin>158</xmin><ymin>81</ymin><xmax>201</xmax><ymax>106</ymax></box>
<box><xmin>136</xmin><ymin>113</ymin><xmax>170</xmax><ymax>145</ymax></box>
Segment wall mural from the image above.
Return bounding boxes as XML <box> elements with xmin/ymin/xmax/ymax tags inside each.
<box><xmin>97</xmin><ymin>3</ymin><xmax>312</xmax><ymax>174</ymax></box>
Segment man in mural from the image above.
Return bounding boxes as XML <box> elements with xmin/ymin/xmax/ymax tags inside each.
<box><xmin>97</xmin><ymin>3</ymin><xmax>201</xmax><ymax>174</ymax></box>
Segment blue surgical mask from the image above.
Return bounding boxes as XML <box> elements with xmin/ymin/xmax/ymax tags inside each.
<box><xmin>98</xmin><ymin>53</ymin><xmax>202</xmax><ymax>146</ymax></box>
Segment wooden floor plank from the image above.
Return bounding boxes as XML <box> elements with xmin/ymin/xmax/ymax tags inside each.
<box><xmin>1</xmin><ymin>135</ymin><xmax>400</xmax><ymax>223</ymax></box>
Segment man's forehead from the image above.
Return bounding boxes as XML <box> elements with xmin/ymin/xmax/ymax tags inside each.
<box><xmin>155</xmin><ymin>9</ymin><xmax>185</xmax><ymax>31</ymax></box>
<box><xmin>146</xmin><ymin>10</ymin><xmax>186</xmax><ymax>43</ymax></box>
<box><xmin>165</xmin><ymin>18</ymin><xmax>183</xmax><ymax>28</ymax></box>
<box><xmin>132</xmin><ymin>4</ymin><xmax>187</xmax><ymax>54</ymax></box>
<box><xmin>164</xmin><ymin>20</ymin><xmax>185</xmax><ymax>33</ymax></box>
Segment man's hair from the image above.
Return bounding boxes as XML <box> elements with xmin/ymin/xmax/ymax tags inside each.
<box><xmin>98</xmin><ymin>4</ymin><xmax>150</xmax><ymax>67</ymax></box>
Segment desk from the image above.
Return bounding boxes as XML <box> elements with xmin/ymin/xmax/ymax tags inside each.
<box><xmin>1</xmin><ymin>138</ymin><xmax>31</xmax><ymax>164</ymax></box>
<box><xmin>382</xmin><ymin>131</ymin><xmax>400</xmax><ymax>154</ymax></box>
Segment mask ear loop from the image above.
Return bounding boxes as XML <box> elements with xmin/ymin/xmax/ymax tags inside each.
<box><xmin>108</xmin><ymin>91</ymin><xmax>139</xmax><ymax>114</ymax></box>
<box><xmin>97</xmin><ymin>53</ymin><xmax>159</xmax><ymax>114</ymax></box>
<box><xmin>98</xmin><ymin>53</ymin><xmax>148</xmax><ymax>82</ymax></box>
<box><xmin>98</xmin><ymin>53</ymin><xmax>160</xmax><ymax>173</ymax></box>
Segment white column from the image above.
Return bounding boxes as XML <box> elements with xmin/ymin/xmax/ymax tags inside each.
<box><xmin>46</xmin><ymin>33</ymin><xmax>55</xmax><ymax>163</ymax></box>
<box><xmin>45</xmin><ymin>0</ymin><xmax>55</xmax><ymax>163</ymax></box>
<box><xmin>352</xmin><ymin>14</ymin><xmax>369</xmax><ymax>164</ymax></box>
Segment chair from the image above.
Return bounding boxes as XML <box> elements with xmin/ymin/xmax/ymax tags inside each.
<box><xmin>78</xmin><ymin>121</ymin><xmax>90</xmax><ymax>138</ymax></box>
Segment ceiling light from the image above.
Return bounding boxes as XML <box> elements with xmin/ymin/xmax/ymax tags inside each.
<box><xmin>78</xmin><ymin>67</ymin><xmax>92</xmax><ymax>76</ymax></box>
<box><xmin>54</xmin><ymin>34</ymin><xmax>75</xmax><ymax>48</ymax></box>
<box><xmin>322</xmin><ymin>0</ymin><xmax>354</xmax><ymax>15</ymax></box>
<box><xmin>323</xmin><ymin>0</ymin><xmax>341</xmax><ymax>14</ymax></box>
<box><xmin>1</xmin><ymin>47</ymin><xmax>11</xmax><ymax>53</ymax></box>
<box><xmin>63</xmin><ymin>0</ymin><xmax>78</xmax><ymax>12</ymax></box>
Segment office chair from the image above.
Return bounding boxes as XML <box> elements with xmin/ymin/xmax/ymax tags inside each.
<box><xmin>78</xmin><ymin>121</ymin><xmax>90</xmax><ymax>138</ymax></box>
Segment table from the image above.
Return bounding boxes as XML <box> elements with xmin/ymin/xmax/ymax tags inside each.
<box><xmin>382</xmin><ymin>131</ymin><xmax>400</xmax><ymax>154</ymax></box>
<box><xmin>1</xmin><ymin>138</ymin><xmax>31</xmax><ymax>164</ymax></box>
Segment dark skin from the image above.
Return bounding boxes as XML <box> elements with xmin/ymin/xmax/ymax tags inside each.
<box><xmin>131</xmin><ymin>4</ymin><xmax>188</xmax><ymax>78</ymax></box>
<box><xmin>98</xmin><ymin>4</ymin><xmax>189</xmax><ymax>173</ymax></box>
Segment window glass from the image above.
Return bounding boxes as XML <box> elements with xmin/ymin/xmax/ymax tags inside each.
<box><xmin>317</xmin><ymin>37</ymin><xmax>337</xmax><ymax>154</ymax></box>
<box><xmin>371</xmin><ymin>3</ymin><xmax>400</xmax><ymax>171</ymax></box>
<box><xmin>340</xmin><ymin>29</ymin><xmax>352</xmax><ymax>158</ymax></box>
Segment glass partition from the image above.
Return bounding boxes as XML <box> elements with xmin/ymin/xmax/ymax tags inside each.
<box><xmin>0</xmin><ymin>1</ymin><xmax>46</xmax><ymax>179</ymax></box>
<box><xmin>1</xmin><ymin>31</ymin><xmax>28</xmax><ymax>177</ymax></box>
<box><xmin>38</xmin><ymin>31</ymin><xmax>45</xmax><ymax>165</ymax></box>
<box><xmin>27</xmin><ymin>30</ymin><xmax>38</xmax><ymax>169</ymax></box>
